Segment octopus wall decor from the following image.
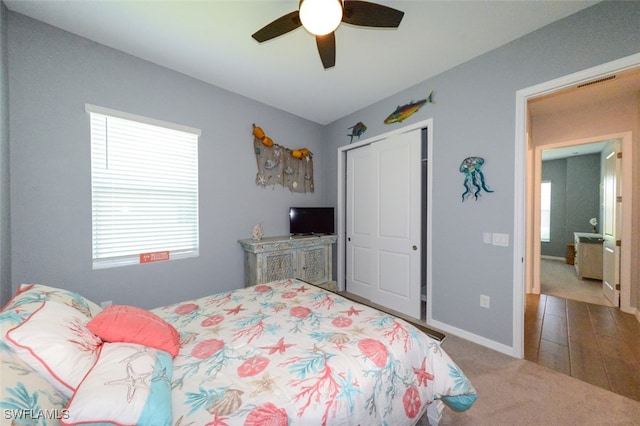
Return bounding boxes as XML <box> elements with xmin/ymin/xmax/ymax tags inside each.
<box><xmin>459</xmin><ymin>156</ymin><xmax>494</xmax><ymax>202</ymax></box>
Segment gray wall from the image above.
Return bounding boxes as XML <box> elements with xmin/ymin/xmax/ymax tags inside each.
<box><xmin>541</xmin><ymin>154</ymin><xmax>601</xmax><ymax>258</ymax></box>
<box><xmin>0</xmin><ymin>2</ymin><xmax>10</xmax><ymax>306</ymax></box>
<box><xmin>7</xmin><ymin>13</ymin><xmax>328</xmax><ymax>309</ymax></box>
<box><xmin>323</xmin><ymin>1</ymin><xmax>640</xmax><ymax>347</ymax></box>
<box><xmin>566</xmin><ymin>154</ymin><xmax>602</xmax><ymax>239</ymax></box>
<box><xmin>5</xmin><ymin>2</ymin><xmax>640</xmax><ymax>351</ymax></box>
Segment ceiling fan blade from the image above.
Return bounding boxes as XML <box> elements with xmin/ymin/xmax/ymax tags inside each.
<box><xmin>342</xmin><ymin>0</ymin><xmax>404</xmax><ymax>28</ymax></box>
<box><xmin>316</xmin><ymin>32</ymin><xmax>336</xmax><ymax>69</ymax></box>
<box><xmin>252</xmin><ymin>11</ymin><xmax>301</xmax><ymax>42</ymax></box>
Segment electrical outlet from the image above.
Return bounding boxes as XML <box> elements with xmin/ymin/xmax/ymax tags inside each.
<box><xmin>480</xmin><ymin>295</ymin><xmax>490</xmax><ymax>309</ymax></box>
<box><xmin>100</xmin><ymin>300</ymin><xmax>112</xmax><ymax>308</ymax></box>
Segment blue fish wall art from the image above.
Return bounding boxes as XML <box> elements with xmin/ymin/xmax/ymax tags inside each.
<box><xmin>347</xmin><ymin>122</ymin><xmax>367</xmax><ymax>143</ymax></box>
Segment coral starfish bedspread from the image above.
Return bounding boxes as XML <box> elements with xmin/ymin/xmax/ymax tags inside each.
<box><xmin>152</xmin><ymin>279</ymin><xmax>477</xmax><ymax>425</ymax></box>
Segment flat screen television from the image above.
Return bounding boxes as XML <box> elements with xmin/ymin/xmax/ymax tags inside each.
<box><xmin>289</xmin><ymin>207</ymin><xmax>335</xmax><ymax>235</ymax></box>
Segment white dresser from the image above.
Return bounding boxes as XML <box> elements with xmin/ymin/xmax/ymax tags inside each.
<box><xmin>574</xmin><ymin>232</ymin><xmax>603</xmax><ymax>280</ymax></box>
<box><xmin>238</xmin><ymin>235</ymin><xmax>338</xmax><ymax>291</ymax></box>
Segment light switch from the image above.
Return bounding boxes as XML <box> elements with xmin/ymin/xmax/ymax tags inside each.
<box><xmin>480</xmin><ymin>295</ymin><xmax>490</xmax><ymax>309</ymax></box>
<box><xmin>483</xmin><ymin>232</ymin><xmax>492</xmax><ymax>244</ymax></box>
<box><xmin>492</xmin><ymin>233</ymin><xmax>509</xmax><ymax>247</ymax></box>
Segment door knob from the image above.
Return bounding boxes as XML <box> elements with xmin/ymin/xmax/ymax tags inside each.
<box><xmin>412</xmin><ymin>245</ymin><xmax>418</xmax><ymax>251</ymax></box>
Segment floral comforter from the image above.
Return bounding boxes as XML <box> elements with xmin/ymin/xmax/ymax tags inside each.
<box><xmin>152</xmin><ymin>279</ymin><xmax>477</xmax><ymax>425</ymax></box>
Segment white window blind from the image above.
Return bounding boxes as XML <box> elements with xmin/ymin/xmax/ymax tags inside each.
<box><xmin>87</xmin><ymin>104</ymin><xmax>200</xmax><ymax>269</ymax></box>
<box><xmin>540</xmin><ymin>181</ymin><xmax>551</xmax><ymax>242</ymax></box>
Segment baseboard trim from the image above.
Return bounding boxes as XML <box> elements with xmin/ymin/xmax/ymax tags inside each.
<box><xmin>541</xmin><ymin>255</ymin><xmax>565</xmax><ymax>261</ymax></box>
<box><xmin>427</xmin><ymin>318</ymin><xmax>517</xmax><ymax>358</ymax></box>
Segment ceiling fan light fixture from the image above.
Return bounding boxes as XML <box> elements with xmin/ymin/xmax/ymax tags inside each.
<box><xmin>299</xmin><ymin>0</ymin><xmax>343</xmax><ymax>36</ymax></box>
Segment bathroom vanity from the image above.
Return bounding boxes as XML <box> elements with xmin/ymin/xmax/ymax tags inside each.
<box><xmin>573</xmin><ymin>232</ymin><xmax>603</xmax><ymax>280</ymax></box>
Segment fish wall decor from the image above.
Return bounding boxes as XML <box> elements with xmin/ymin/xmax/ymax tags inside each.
<box><xmin>384</xmin><ymin>91</ymin><xmax>435</xmax><ymax>124</ymax></box>
<box><xmin>347</xmin><ymin>122</ymin><xmax>367</xmax><ymax>143</ymax></box>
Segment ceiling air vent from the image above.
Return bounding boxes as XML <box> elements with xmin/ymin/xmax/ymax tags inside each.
<box><xmin>577</xmin><ymin>75</ymin><xmax>616</xmax><ymax>89</ymax></box>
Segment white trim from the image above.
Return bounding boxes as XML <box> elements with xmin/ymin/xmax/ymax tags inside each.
<box><xmin>336</xmin><ymin>118</ymin><xmax>433</xmax><ymax>317</ymax></box>
<box><xmin>541</xmin><ymin>255</ymin><xmax>565</xmax><ymax>261</ymax></box>
<box><xmin>531</xmin><ymin>148</ymin><xmax>542</xmax><ymax>294</ymax></box>
<box><xmin>85</xmin><ymin>103</ymin><xmax>202</xmax><ymax>136</ymax></box>
<box><xmin>532</xmin><ymin>133</ymin><xmax>632</xmax><ymax>308</ymax></box>
<box><xmin>429</xmin><ymin>318</ymin><xmax>514</xmax><ymax>356</ymax></box>
<box><xmin>515</xmin><ymin>52</ymin><xmax>640</xmax><ymax>358</ymax></box>
<box><xmin>424</xmin><ymin>124</ymin><xmax>434</xmax><ymax>330</ymax></box>
<box><xmin>513</xmin><ymin>89</ymin><xmax>527</xmax><ymax>358</ymax></box>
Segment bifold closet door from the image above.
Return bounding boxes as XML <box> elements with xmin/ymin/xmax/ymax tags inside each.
<box><xmin>346</xmin><ymin>129</ymin><xmax>421</xmax><ymax>319</ymax></box>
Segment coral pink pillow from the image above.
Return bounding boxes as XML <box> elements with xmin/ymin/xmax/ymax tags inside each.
<box><xmin>87</xmin><ymin>305</ymin><xmax>180</xmax><ymax>358</ymax></box>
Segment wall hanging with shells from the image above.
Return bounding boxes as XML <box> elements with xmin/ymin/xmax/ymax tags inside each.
<box><xmin>252</xmin><ymin>124</ymin><xmax>314</xmax><ymax>193</ymax></box>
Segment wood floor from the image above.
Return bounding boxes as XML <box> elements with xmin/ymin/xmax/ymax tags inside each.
<box><xmin>525</xmin><ymin>293</ymin><xmax>640</xmax><ymax>401</ymax></box>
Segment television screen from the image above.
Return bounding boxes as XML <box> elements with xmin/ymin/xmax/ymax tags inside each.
<box><xmin>289</xmin><ymin>207</ymin><xmax>335</xmax><ymax>235</ymax></box>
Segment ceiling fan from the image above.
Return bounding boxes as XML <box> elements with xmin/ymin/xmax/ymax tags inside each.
<box><xmin>251</xmin><ymin>0</ymin><xmax>404</xmax><ymax>69</ymax></box>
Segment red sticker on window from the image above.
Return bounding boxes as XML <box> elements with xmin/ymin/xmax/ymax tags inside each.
<box><xmin>140</xmin><ymin>251</ymin><xmax>170</xmax><ymax>263</ymax></box>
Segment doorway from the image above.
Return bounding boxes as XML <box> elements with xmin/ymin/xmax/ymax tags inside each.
<box><xmin>513</xmin><ymin>53</ymin><xmax>640</xmax><ymax>359</ymax></box>
<box><xmin>528</xmin><ymin>127</ymin><xmax>633</xmax><ymax>310</ymax></box>
<box><xmin>517</xmin><ymin>60</ymin><xmax>640</xmax><ymax>399</ymax></box>
<box><xmin>537</xmin><ymin>139</ymin><xmax>620</xmax><ymax>308</ymax></box>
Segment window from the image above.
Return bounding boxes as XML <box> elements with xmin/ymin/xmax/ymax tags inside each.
<box><xmin>540</xmin><ymin>181</ymin><xmax>551</xmax><ymax>242</ymax></box>
<box><xmin>87</xmin><ymin>104</ymin><xmax>200</xmax><ymax>269</ymax></box>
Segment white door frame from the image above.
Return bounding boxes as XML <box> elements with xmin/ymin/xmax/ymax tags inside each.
<box><xmin>337</xmin><ymin>119</ymin><xmax>433</xmax><ymax>311</ymax></box>
<box><xmin>530</xmin><ymin>133</ymin><xmax>631</xmax><ymax>303</ymax></box>
<box><xmin>514</xmin><ymin>53</ymin><xmax>640</xmax><ymax>358</ymax></box>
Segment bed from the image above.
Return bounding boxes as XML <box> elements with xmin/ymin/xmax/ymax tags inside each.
<box><xmin>0</xmin><ymin>279</ymin><xmax>476</xmax><ymax>425</ymax></box>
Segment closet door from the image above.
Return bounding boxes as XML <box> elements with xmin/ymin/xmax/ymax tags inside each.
<box><xmin>346</xmin><ymin>147</ymin><xmax>374</xmax><ymax>299</ymax></box>
<box><xmin>346</xmin><ymin>129</ymin><xmax>422</xmax><ymax>319</ymax></box>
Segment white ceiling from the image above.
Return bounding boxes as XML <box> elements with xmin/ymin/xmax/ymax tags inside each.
<box><xmin>5</xmin><ymin>0</ymin><xmax>602</xmax><ymax>125</ymax></box>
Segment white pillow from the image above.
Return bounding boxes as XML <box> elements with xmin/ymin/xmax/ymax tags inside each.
<box><xmin>6</xmin><ymin>283</ymin><xmax>102</xmax><ymax>318</ymax></box>
<box><xmin>5</xmin><ymin>300</ymin><xmax>102</xmax><ymax>398</ymax></box>
<box><xmin>61</xmin><ymin>342</ymin><xmax>173</xmax><ymax>426</ymax></box>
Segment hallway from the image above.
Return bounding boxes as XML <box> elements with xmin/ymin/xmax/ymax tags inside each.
<box><xmin>540</xmin><ymin>258</ymin><xmax>612</xmax><ymax>307</ymax></box>
<box><xmin>525</xmin><ymin>293</ymin><xmax>640</xmax><ymax>402</ymax></box>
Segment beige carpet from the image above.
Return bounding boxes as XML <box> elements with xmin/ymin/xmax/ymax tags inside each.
<box><xmin>426</xmin><ymin>335</ymin><xmax>640</xmax><ymax>425</ymax></box>
<box><xmin>540</xmin><ymin>258</ymin><xmax>613</xmax><ymax>307</ymax></box>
